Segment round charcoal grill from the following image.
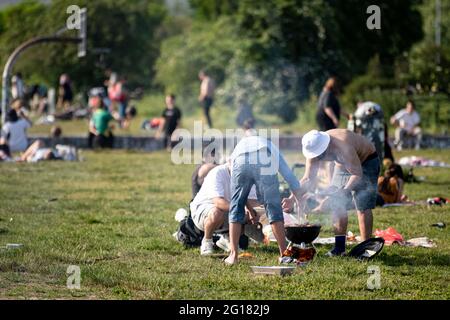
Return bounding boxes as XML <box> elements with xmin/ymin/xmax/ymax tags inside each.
<box><xmin>285</xmin><ymin>225</ymin><xmax>321</xmax><ymax>244</ymax></box>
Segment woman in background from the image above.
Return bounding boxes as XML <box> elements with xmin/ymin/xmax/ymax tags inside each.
<box><xmin>378</xmin><ymin>164</ymin><xmax>407</xmax><ymax>204</ymax></box>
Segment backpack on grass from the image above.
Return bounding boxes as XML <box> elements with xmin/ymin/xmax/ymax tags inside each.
<box><xmin>175</xmin><ymin>215</ymin><xmax>205</xmax><ymax>247</ymax></box>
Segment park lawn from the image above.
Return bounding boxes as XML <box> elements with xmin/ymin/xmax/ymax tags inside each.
<box><xmin>0</xmin><ymin>149</ymin><xmax>449</xmax><ymax>300</ymax></box>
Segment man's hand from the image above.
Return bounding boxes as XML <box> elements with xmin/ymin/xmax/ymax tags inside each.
<box><xmin>245</xmin><ymin>206</ymin><xmax>258</xmax><ymax>224</ymax></box>
<box><xmin>282</xmin><ymin>197</ymin><xmax>294</xmax><ymax>212</ymax></box>
<box><xmin>312</xmin><ymin>197</ymin><xmax>330</xmax><ymax>213</ymax></box>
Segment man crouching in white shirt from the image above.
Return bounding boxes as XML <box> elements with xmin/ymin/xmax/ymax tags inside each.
<box><xmin>190</xmin><ymin>162</ymin><xmax>259</xmax><ymax>256</ymax></box>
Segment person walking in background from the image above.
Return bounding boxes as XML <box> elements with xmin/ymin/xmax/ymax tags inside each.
<box><xmin>316</xmin><ymin>77</ymin><xmax>345</xmax><ymax>131</ymax></box>
<box><xmin>390</xmin><ymin>100</ymin><xmax>422</xmax><ymax>151</ymax></box>
<box><xmin>57</xmin><ymin>74</ymin><xmax>73</xmax><ymax>111</ymax></box>
<box><xmin>198</xmin><ymin>70</ymin><xmax>215</xmax><ymax>128</ymax></box>
<box><xmin>156</xmin><ymin>94</ymin><xmax>182</xmax><ymax>151</ymax></box>
<box><xmin>1</xmin><ymin>108</ymin><xmax>32</xmax><ymax>153</ymax></box>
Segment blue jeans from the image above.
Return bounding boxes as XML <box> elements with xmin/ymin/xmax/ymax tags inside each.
<box><xmin>230</xmin><ymin>149</ymin><xmax>283</xmax><ymax>225</ymax></box>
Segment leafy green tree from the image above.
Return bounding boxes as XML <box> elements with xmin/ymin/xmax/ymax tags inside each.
<box><xmin>0</xmin><ymin>0</ymin><xmax>166</xmax><ymax>92</ymax></box>
<box><xmin>190</xmin><ymin>0</ymin><xmax>239</xmax><ymax>20</ymax></box>
<box><xmin>154</xmin><ymin>17</ymin><xmax>240</xmax><ymax>110</ymax></box>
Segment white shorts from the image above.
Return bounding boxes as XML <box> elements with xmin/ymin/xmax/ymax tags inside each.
<box><xmin>190</xmin><ymin>202</ymin><xmax>229</xmax><ymax>232</ymax></box>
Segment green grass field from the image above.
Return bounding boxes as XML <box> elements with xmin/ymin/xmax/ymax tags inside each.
<box><xmin>0</xmin><ymin>149</ymin><xmax>449</xmax><ymax>300</ymax></box>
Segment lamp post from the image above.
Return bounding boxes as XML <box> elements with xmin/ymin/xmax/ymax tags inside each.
<box><xmin>1</xmin><ymin>8</ymin><xmax>87</xmax><ymax>125</ymax></box>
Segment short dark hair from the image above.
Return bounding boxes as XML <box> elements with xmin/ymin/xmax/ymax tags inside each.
<box><xmin>6</xmin><ymin>109</ymin><xmax>18</xmax><ymax>123</ymax></box>
<box><xmin>167</xmin><ymin>94</ymin><xmax>176</xmax><ymax>100</ymax></box>
<box><xmin>126</xmin><ymin>106</ymin><xmax>137</xmax><ymax>118</ymax></box>
<box><xmin>407</xmin><ymin>100</ymin><xmax>415</xmax><ymax>108</ymax></box>
<box><xmin>51</xmin><ymin>126</ymin><xmax>62</xmax><ymax>138</ymax></box>
<box><xmin>243</xmin><ymin>118</ymin><xmax>255</xmax><ymax>130</ymax></box>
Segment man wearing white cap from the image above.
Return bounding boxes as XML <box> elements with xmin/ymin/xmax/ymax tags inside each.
<box><xmin>285</xmin><ymin>129</ymin><xmax>379</xmax><ymax>256</ymax></box>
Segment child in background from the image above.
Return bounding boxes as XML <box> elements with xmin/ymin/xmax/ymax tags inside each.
<box><xmin>156</xmin><ymin>94</ymin><xmax>182</xmax><ymax>151</ymax></box>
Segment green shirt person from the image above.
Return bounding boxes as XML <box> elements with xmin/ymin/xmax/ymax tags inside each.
<box><xmin>92</xmin><ymin>108</ymin><xmax>113</xmax><ymax>135</ymax></box>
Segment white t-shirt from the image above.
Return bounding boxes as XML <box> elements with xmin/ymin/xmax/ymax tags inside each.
<box><xmin>394</xmin><ymin>109</ymin><xmax>420</xmax><ymax>131</ymax></box>
<box><xmin>2</xmin><ymin>119</ymin><xmax>31</xmax><ymax>152</ymax></box>
<box><xmin>191</xmin><ymin>164</ymin><xmax>257</xmax><ymax>209</ymax></box>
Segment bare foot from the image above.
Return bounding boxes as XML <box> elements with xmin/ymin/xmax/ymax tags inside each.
<box><xmin>224</xmin><ymin>254</ymin><xmax>238</xmax><ymax>266</ymax></box>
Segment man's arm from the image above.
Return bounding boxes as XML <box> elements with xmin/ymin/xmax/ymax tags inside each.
<box><xmin>268</xmin><ymin>141</ymin><xmax>300</xmax><ymax>192</ymax></box>
<box><xmin>89</xmin><ymin>120</ymin><xmax>97</xmax><ymax>135</ymax></box>
<box><xmin>281</xmin><ymin>157</ymin><xmax>320</xmax><ymax>212</ymax></box>
<box><xmin>340</xmin><ymin>147</ymin><xmax>363</xmax><ymax>191</ymax></box>
<box><xmin>324</xmin><ymin>107</ymin><xmax>339</xmax><ymax>127</ymax></box>
<box><xmin>155</xmin><ymin>118</ymin><xmax>166</xmax><ymax>139</ymax></box>
<box><xmin>213</xmin><ymin>197</ymin><xmax>229</xmax><ymax>212</ymax></box>
<box><xmin>390</xmin><ymin>110</ymin><xmax>403</xmax><ymax>127</ymax></box>
<box><xmin>199</xmin><ymin>79</ymin><xmax>208</xmax><ymax>101</ymax></box>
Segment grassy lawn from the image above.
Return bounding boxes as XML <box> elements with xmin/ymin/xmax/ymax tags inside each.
<box><xmin>0</xmin><ymin>149</ymin><xmax>449</xmax><ymax>300</ymax></box>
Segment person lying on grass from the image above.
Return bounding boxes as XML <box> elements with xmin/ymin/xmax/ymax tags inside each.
<box><xmin>283</xmin><ymin>129</ymin><xmax>380</xmax><ymax>257</ymax></box>
<box><xmin>190</xmin><ymin>161</ymin><xmax>260</xmax><ymax>256</ymax></box>
<box><xmin>16</xmin><ymin>139</ymin><xmax>78</xmax><ymax>163</ymax></box>
<box><xmin>225</xmin><ymin>135</ymin><xmax>304</xmax><ymax>265</ymax></box>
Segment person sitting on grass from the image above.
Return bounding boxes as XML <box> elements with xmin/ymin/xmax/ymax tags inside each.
<box><xmin>0</xmin><ymin>137</ymin><xmax>12</xmax><ymax>162</ymax></box>
<box><xmin>377</xmin><ymin>163</ymin><xmax>408</xmax><ymax>205</ymax></box>
<box><xmin>390</xmin><ymin>100</ymin><xmax>422</xmax><ymax>151</ymax></box>
<box><xmin>88</xmin><ymin>88</ymin><xmax>120</xmax><ymax>149</ymax></box>
<box><xmin>191</xmin><ymin>148</ymin><xmax>219</xmax><ymax>199</ymax></box>
<box><xmin>1</xmin><ymin>108</ymin><xmax>32</xmax><ymax>153</ymax></box>
<box><xmin>190</xmin><ymin>162</ymin><xmax>260</xmax><ymax>256</ymax></box>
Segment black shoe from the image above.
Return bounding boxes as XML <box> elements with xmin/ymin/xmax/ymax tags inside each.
<box><xmin>325</xmin><ymin>248</ymin><xmax>346</xmax><ymax>257</ymax></box>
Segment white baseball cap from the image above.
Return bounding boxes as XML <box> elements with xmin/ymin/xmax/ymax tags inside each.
<box><xmin>302</xmin><ymin>130</ymin><xmax>331</xmax><ymax>159</ymax></box>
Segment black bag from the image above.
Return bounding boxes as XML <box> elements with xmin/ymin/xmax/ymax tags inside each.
<box><xmin>175</xmin><ymin>215</ymin><xmax>205</xmax><ymax>247</ymax></box>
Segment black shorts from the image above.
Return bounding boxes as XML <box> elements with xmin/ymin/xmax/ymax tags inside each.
<box><xmin>331</xmin><ymin>153</ymin><xmax>380</xmax><ymax>211</ymax></box>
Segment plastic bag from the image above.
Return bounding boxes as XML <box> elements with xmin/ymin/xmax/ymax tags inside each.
<box><xmin>374</xmin><ymin>227</ymin><xmax>404</xmax><ymax>245</ymax></box>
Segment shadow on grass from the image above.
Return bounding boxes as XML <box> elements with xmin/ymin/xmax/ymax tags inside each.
<box><xmin>377</xmin><ymin>252</ymin><xmax>450</xmax><ymax>267</ymax></box>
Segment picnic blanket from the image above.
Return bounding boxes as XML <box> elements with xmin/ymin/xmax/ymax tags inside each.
<box><xmin>398</xmin><ymin>156</ymin><xmax>450</xmax><ymax>168</ymax></box>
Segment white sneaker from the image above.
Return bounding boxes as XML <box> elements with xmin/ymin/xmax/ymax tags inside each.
<box><xmin>200</xmin><ymin>238</ymin><xmax>215</xmax><ymax>256</ymax></box>
<box><xmin>216</xmin><ymin>234</ymin><xmax>231</xmax><ymax>252</ymax></box>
